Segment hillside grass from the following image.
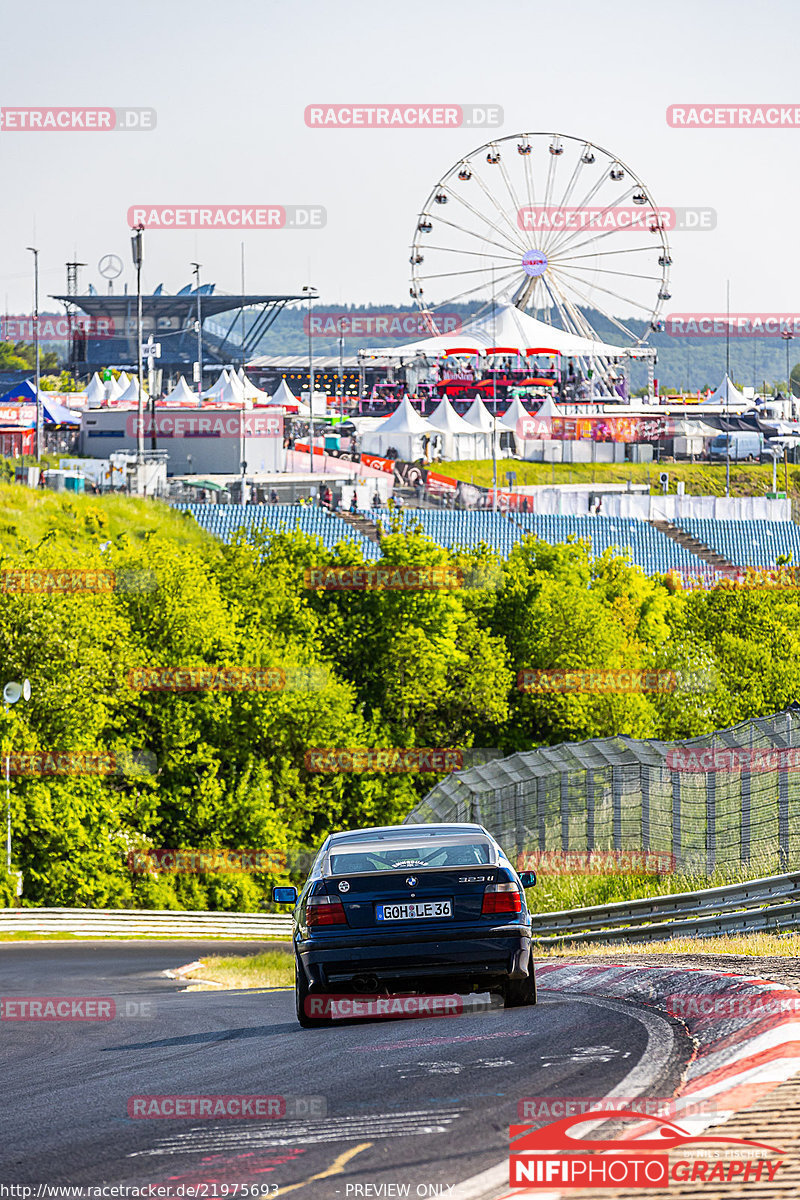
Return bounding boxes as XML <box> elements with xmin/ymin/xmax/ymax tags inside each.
<box><xmin>441</xmin><ymin>459</ymin><xmax>799</xmax><ymax>499</ymax></box>
<box><xmin>0</xmin><ymin>481</ymin><xmax>214</xmax><ymax>555</ymax></box>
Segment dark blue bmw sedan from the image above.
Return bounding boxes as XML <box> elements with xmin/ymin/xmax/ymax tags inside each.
<box><xmin>273</xmin><ymin>822</ymin><xmax>536</xmax><ymax>1027</ymax></box>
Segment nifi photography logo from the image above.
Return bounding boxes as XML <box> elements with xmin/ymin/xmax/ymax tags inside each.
<box><xmin>509</xmin><ymin>1111</ymin><xmax>785</xmax><ymax>1189</ymax></box>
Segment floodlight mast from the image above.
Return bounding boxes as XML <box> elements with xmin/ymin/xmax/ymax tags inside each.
<box><xmin>191</xmin><ymin>263</ymin><xmax>203</xmax><ymax>403</ymax></box>
<box><xmin>131</xmin><ymin>225</ymin><xmax>145</xmax><ymax>465</ymax></box>
<box><xmin>25</xmin><ymin>249</ymin><xmax>41</xmax><ymax>461</ymax></box>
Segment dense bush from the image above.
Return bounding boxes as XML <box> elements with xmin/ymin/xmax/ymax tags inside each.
<box><xmin>0</xmin><ymin>490</ymin><xmax>796</xmax><ymax>908</ymax></box>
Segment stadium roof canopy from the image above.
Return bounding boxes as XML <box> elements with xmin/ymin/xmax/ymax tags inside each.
<box><xmin>51</xmin><ymin>292</ymin><xmax>307</xmax><ymax>320</ymax></box>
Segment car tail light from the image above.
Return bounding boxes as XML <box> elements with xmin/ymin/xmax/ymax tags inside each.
<box><xmin>306</xmin><ymin>895</ymin><xmax>348</xmax><ymax>927</ymax></box>
<box><xmin>481</xmin><ymin>882</ymin><xmax>522</xmax><ymax>916</ymax></box>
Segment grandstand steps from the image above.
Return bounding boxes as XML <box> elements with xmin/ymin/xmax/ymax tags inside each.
<box><xmin>650</xmin><ymin>519</ymin><xmax>735</xmax><ymax>569</ymax></box>
<box><xmin>339</xmin><ymin>512</ymin><xmax>381</xmax><ymax>543</ymax></box>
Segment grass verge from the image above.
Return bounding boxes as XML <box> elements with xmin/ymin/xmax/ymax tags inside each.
<box><xmin>185</xmin><ymin>948</ymin><xmax>294</xmax><ymax>990</ymax></box>
<box><xmin>527</xmin><ymin>857</ymin><xmax>786</xmax><ymax>913</ymax></box>
<box><xmin>537</xmin><ymin>932</ymin><xmax>800</xmax><ymax>958</ymax></box>
<box><xmin>0</xmin><ymin>932</ymin><xmax>292</xmax><ymax>942</ymax></box>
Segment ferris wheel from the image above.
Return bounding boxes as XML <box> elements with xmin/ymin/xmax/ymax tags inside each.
<box><xmin>409</xmin><ymin>132</ymin><xmax>671</xmax><ymax>351</ymax></box>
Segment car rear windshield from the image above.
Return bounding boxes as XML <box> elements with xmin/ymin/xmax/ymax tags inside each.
<box><xmin>328</xmin><ymin>840</ymin><xmax>492</xmax><ymax>875</ymax></box>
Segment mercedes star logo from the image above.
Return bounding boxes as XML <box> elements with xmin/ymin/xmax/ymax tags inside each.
<box><xmin>406</xmin><ymin>876</ymin><xmax>418</xmax><ymax>887</ymax></box>
<box><xmin>98</xmin><ymin>253</ymin><xmax>123</xmax><ymax>279</ymax></box>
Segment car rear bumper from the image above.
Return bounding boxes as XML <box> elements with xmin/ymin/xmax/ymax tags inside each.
<box><xmin>296</xmin><ymin>924</ymin><xmax>532</xmax><ymax>990</ymax></box>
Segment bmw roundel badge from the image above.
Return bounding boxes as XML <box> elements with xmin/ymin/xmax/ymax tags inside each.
<box><xmin>406</xmin><ymin>876</ymin><xmax>418</xmax><ymax>887</ymax></box>
<box><xmin>338</xmin><ymin>880</ymin><xmax>350</xmax><ymax>892</ymax></box>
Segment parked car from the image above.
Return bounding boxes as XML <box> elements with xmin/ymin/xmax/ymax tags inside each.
<box><xmin>273</xmin><ymin>822</ymin><xmax>537</xmax><ymax>1027</ymax></box>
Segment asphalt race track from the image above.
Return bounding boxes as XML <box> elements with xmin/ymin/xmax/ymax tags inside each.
<box><xmin>0</xmin><ymin>943</ymin><xmax>693</xmax><ymax>1198</ymax></box>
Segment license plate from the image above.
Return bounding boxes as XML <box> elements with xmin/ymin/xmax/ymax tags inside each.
<box><xmin>376</xmin><ymin>900</ymin><xmax>453</xmax><ymax>921</ymax></box>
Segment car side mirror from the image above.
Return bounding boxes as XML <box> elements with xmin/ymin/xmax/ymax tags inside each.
<box><xmin>518</xmin><ymin>870</ymin><xmax>536</xmax><ymax>888</ymax></box>
<box><xmin>272</xmin><ymin>886</ymin><xmax>298</xmax><ymax>904</ymax></box>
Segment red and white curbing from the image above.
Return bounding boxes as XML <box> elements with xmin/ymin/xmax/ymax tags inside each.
<box><xmin>535</xmin><ymin>961</ymin><xmax>800</xmax><ymax>1134</ymax></box>
<box><xmin>452</xmin><ymin>959</ymin><xmax>800</xmax><ymax>1200</ymax></box>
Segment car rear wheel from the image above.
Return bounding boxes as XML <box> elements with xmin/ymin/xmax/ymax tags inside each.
<box><xmin>503</xmin><ymin>966</ymin><xmax>536</xmax><ymax>1008</ymax></box>
<box><xmin>295</xmin><ymin>956</ymin><xmax>330</xmax><ymax>1028</ymax></box>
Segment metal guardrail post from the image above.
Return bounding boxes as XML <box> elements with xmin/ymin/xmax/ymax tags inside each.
<box><xmin>612</xmin><ymin>767</ymin><xmax>622</xmax><ymax>851</ymax></box>
<box><xmin>537</xmin><ymin>776</ymin><xmax>546</xmax><ymax>851</ymax></box>
<box><xmin>514</xmin><ymin>782</ymin><xmax>526</xmax><ymax>859</ymax></box>
<box><xmin>741</xmin><ymin>766</ymin><xmax>751</xmax><ymax>867</ymax></box>
<box><xmin>672</xmin><ymin>770</ymin><xmax>682</xmax><ymax>870</ymax></box>
<box><xmin>706</xmin><ymin>770</ymin><xmax>716</xmax><ymax>876</ymax></box>
<box><xmin>779</xmin><ymin>764</ymin><xmax>789</xmax><ymax>872</ymax></box>
<box><xmin>586</xmin><ymin>769</ymin><xmax>595</xmax><ymax>850</ymax></box>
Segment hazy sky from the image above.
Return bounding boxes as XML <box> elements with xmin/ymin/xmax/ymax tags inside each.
<box><xmin>1</xmin><ymin>0</ymin><xmax>797</xmax><ymax>326</ymax></box>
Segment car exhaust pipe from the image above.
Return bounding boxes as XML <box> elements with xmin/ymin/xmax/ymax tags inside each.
<box><xmin>352</xmin><ymin>973</ymin><xmax>379</xmax><ymax>993</ymax></box>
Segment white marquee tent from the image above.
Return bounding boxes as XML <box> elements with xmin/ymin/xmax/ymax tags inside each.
<box><xmin>359</xmin><ymin>302</ymin><xmax>632</xmax><ymax>362</ymax></box>
<box><xmin>84</xmin><ymin>373</ymin><xmax>106</xmax><ymax>407</ymax></box>
<box><xmin>497</xmin><ymin>396</ymin><xmax>534</xmax><ymax>433</ymax></box>
<box><xmin>428</xmin><ymin>396</ymin><xmax>490</xmax><ymax>459</ymax></box>
<box><xmin>237</xmin><ymin>368</ymin><xmax>270</xmax><ymax>404</ymax></box>
<box><xmin>117</xmin><ymin>377</ymin><xmax>147</xmax><ymax>404</ymax></box>
<box><xmin>202</xmin><ymin>369</ymin><xmax>232</xmax><ymax>400</ymax></box>
<box><xmin>163</xmin><ymin>376</ymin><xmax>196</xmax><ymax>404</ymax></box>
<box><xmin>463</xmin><ymin>396</ymin><xmax>496</xmax><ymax>433</ymax></box>
<box><xmin>272</xmin><ymin>378</ymin><xmax>310</xmax><ymax>415</ymax></box>
<box><xmin>702</xmin><ymin>374</ymin><xmax>747</xmax><ymax>407</ymax></box>
<box><xmin>360</xmin><ymin>396</ymin><xmax>436</xmax><ymax>460</ymax></box>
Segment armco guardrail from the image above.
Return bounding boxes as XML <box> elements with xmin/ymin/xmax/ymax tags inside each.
<box><xmin>4</xmin><ymin>874</ymin><xmax>799</xmax><ymax>944</ymax></box>
<box><xmin>0</xmin><ymin>907</ymin><xmax>294</xmax><ymax>938</ymax></box>
<box><xmin>529</xmin><ymin>869</ymin><xmax>800</xmax><ymax>944</ymax></box>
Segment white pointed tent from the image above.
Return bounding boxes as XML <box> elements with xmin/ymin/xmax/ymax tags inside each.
<box><xmin>535</xmin><ymin>396</ymin><xmax>565</xmax><ymax>420</ymax></box>
<box><xmin>359</xmin><ymin>302</ymin><xmax>630</xmax><ymax>361</ymax></box>
<box><xmin>238</xmin><ymin>370</ymin><xmax>270</xmax><ymax>404</ymax></box>
<box><xmin>360</xmin><ymin>396</ymin><xmax>437</xmax><ymax>460</ymax></box>
<box><xmin>272</xmin><ymin>378</ymin><xmax>310</xmax><ymax>415</ymax></box>
<box><xmin>427</xmin><ymin>396</ymin><xmax>490</xmax><ymax>459</ymax></box>
<box><xmin>497</xmin><ymin>396</ymin><xmax>534</xmax><ymax>432</ymax></box>
<box><xmin>116</xmin><ymin>372</ymin><xmax>131</xmax><ymax>390</ymax></box>
<box><xmin>117</xmin><ymin>377</ymin><xmax>147</xmax><ymax>404</ymax></box>
<box><xmin>163</xmin><ymin>376</ymin><xmax>196</xmax><ymax>404</ymax></box>
<box><xmin>463</xmin><ymin>396</ymin><xmax>496</xmax><ymax>433</ymax></box>
<box><xmin>702</xmin><ymin>375</ymin><xmax>747</xmax><ymax>406</ymax></box>
<box><xmin>105</xmin><ymin>375</ymin><xmax>124</xmax><ymax>403</ymax></box>
<box><xmin>509</xmin><ymin>395</ymin><xmax>566</xmax><ymax>443</ymax></box>
<box><xmin>216</xmin><ymin>377</ymin><xmax>249</xmax><ymax>406</ymax></box>
<box><xmin>84</xmin><ymin>373</ymin><xmax>106</xmax><ymax>407</ymax></box>
<box><xmin>202</xmin><ymin>369</ymin><xmax>232</xmax><ymax>401</ymax></box>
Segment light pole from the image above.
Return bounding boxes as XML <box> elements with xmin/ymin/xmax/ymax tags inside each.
<box><xmin>130</xmin><ymin>225</ymin><xmax>145</xmax><ymax>465</ymax></box>
<box><xmin>191</xmin><ymin>262</ymin><xmax>203</xmax><ymax>403</ymax></box>
<box><xmin>491</xmin><ymin>269</ymin><xmax>497</xmax><ymax>512</ymax></box>
<box><xmin>782</xmin><ymin>331</ymin><xmax>794</xmax><ymax>404</ymax></box>
<box><xmin>338</xmin><ymin>318</ymin><xmax>345</xmax><ymax>424</ymax></box>
<box><xmin>25</xmin><ymin>248</ymin><xmax>41</xmax><ymax>462</ymax></box>
<box><xmin>3</xmin><ymin>679</ymin><xmax>30</xmax><ymax>879</ymax></box>
<box><xmin>303</xmin><ymin>285</ymin><xmax>315</xmax><ymax>473</ymax></box>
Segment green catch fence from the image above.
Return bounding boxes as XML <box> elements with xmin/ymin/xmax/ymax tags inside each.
<box><xmin>405</xmin><ymin>709</ymin><xmax>800</xmax><ymax>875</ymax></box>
